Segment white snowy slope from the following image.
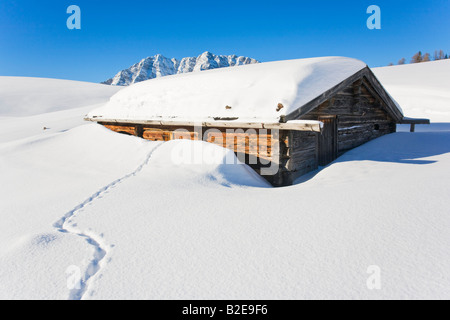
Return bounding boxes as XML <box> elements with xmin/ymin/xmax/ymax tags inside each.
<box><xmin>56</xmin><ymin>129</ymin><xmax>450</xmax><ymax>300</ymax></box>
<box><xmin>89</xmin><ymin>57</ymin><xmax>368</xmax><ymax>123</ymax></box>
<box><xmin>373</xmin><ymin>59</ymin><xmax>450</xmax><ymax>122</ymax></box>
<box><xmin>0</xmin><ymin>124</ymin><xmax>158</xmax><ymax>299</ymax></box>
<box><xmin>0</xmin><ymin>77</ymin><xmax>126</xmax><ymax>299</ymax></box>
<box><xmin>0</xmin><ymin>126</ymin><xmax>269</xmax><ymax>300</ymax></box>
<box><xmin>0</xmin><ymin>76</ymin><xmax>122</xmax><ymax>143</ymax></box>
<box><xmin>1</xmin><ymin>122</ymin><xmax>450</xmax><ymax>299</ymax></box>
<box><xmin>0</xmin><ymin>77</ymin><xmax>121</xmax><ymax>117</ymax></box>
<box><xmin>0</xmin><ymin>58</ymin><xmax>450</xmax><ymax>300</ymax></box>
<box><xmin>103</xmin><ymin>51</ymin><xmax>259</xmax><ymax>86</ymax></box>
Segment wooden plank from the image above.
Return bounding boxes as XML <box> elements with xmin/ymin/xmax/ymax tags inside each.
<box><xmin>143</xmin><ymin>129</ymin><xmax>172</xmax><ymax>141</ymax></box>
<box><xmin>136</xmin><ymin>124</ymin><xmax>144</xmax><ymax>138</ymax></box>
<box><xmin>290</xmin><ymin>148</ymin><xmax>317</xmax><ymax>161</ymax></box>
<box><xmin>172</xmin><ymin>131</ymin><xmax>199</xmax><ymax>140</ymax></box>
<box><xmin>263</xmin><ymin>122</ymin><xmax>321</xmax><ymax>132</ymax></box>
<box><xmin>337</xmin><ymin>115</ymin><xmax>391</xmax><ymax>124</ymax></box>
<box><xmin>92</xmin><ymin>119</ymin><xmax>321</xmax><ymax>132</ymax></box>
<box><xmin>103</xmin><ymin>124</ymin><xmax>136</xmax><ymax>136</ymax></box>
<box><xmin>400</xmin><ymin>118</ymin><xmax>430</xmax><ymax>125</ymax></box>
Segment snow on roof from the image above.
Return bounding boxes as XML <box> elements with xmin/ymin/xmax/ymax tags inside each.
<box><xmin>88</xmin><ymin>57</ymin><xmax>367</xmax><ymax>123</ymax></box>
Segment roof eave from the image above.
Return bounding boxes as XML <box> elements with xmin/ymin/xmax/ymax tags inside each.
<box><xmin>286</xmin><ymin>66</ymin><xmax>404</xmax><ymax>123</ymax></box>
<box><xmin>84</xmin><ymin>117</ymin><xmax>322</xmax><ymax>132</ymax></box>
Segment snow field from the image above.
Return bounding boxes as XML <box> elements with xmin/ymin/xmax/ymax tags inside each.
<box><xmin>1</xmin><ymin>59</ymin><xmax>450</xmax><ymax>299</ymax></box>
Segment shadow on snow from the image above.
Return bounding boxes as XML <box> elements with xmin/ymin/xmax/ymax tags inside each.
<box><xmin>294</xmin><ymin>125</ymin><xmax>450</xmax><ymax>185</ymax></box>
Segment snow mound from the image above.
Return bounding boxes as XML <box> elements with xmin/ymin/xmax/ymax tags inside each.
<box><xmin>373</xmin><ymin>60</ymin><xmax>450</xmax><ymax>122</ymax></box>
<box><xmin>0</xmin><ymin>77</ymin><xmax>121</xmax><ymax>117</ymax></box>
<box><xmin>148</xmin><ymin>139</ymin><xmax>272</xmax><ymax>188</ymax></box>
<box><xmin>88</xmin><ymin>57</ymin><xmax>367</xmax><ymax>123</ymax></box>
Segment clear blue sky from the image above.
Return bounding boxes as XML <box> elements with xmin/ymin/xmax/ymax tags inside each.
<box><xmin>1</xmin><ymin>0</ymin><xmax>449</xmax><ymax>83</ymax></box>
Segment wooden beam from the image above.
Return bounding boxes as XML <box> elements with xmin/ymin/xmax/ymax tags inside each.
<box><xmin>400</xmin><ymin>118</ymin><xmax>430</xmax><ymax>125</ymax></box>
<box><xmin>135</xmin><ymin>124</ymin><xmax>143</xmax><ymax>138</ymax></box>
<box><xmin>87</xmin><ymin>118</ymin><xmax>322</xmax><ymax>132</ymax></box>
<box><xmin>399</xmin><ymin>118</ymin><xmax>431</xmax><ymax>133</ymax></box>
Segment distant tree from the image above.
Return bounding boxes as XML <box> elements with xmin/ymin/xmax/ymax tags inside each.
<box><xmin>398</xmin><ymin>58</ymin><xmax>406</xmax><ymax>65</ymax></box>
<box><xmin>446</xmin><ymin>54</ymin><xmax>449</xmax><ymax>59</ymax></box>
<box><xmin>411</xmin><ymin>51</ymin><xmax>423</xmax><ymax>63</ymax></box>
<box><xmin>422</xmin><ymin>53</ymin><xmax>431</xmax><ymax>62</ymax></box>
<box><xmin>434</xmin><ymin>50</ymin><xmax>439</xmax><ymax>60</ymax></box>
<box><xmin>434</xmin><ymin>49</ymin><xmax>445</xmax><ymax>60</ymax></box>
<box><xmin>388</xmin><ymin>62</ymin><xmax>394</xmax><ymax>66</ymax></box>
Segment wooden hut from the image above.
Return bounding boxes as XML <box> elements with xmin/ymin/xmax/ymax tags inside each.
<box><xmin>86</xmin><ymin>57</ymin><xmax>428</xmax><ymax>186</ymax></box>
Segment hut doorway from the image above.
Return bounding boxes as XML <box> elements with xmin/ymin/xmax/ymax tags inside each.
<box><xmin>318</xmin><ymin>115</ymin><xmax>338</xmax><ymax>166</ymax></box>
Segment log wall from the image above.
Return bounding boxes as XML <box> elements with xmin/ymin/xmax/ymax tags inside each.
<box><xmin>301</xmin><ymin>79</ymin><xmax>396</xmax><ymax>154</ymax></box>
<box><xmin>283</xmin><ymin>77</ymin><xmax>396</xmax><ymax>181</ymax></box>
<box><xmin>284</xmin><ymin>131</ymin><xmax>318</xmax><ymax>181</ymax></box>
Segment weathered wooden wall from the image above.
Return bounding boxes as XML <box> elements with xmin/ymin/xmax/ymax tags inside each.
<box><xmin>300</xmin><ymin>78</ymin><xmax>396</xmax><ymax>154</ymax></box>
<box><xmin>284</xmin><ymin>131</ymin><xmax>318</xmax><ymax>181</ymax></box>
<box><xmin>282</xmin><ymin>77</ymin><xmax>396</xmax><ymax>182</ymax></box>
<box><xmin>103</xmin><ymin>124</ymin><xmax>138</xmax><ymax>136</ymax></box>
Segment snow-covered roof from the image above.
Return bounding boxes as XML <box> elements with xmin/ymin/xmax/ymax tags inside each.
<box><xmin>88</xmin><ymin>57</ymin><xmax>370</xmax><ymax>123</ymax></box>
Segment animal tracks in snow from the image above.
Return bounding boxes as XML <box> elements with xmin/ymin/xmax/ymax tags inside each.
<box><xmin>52</xmin><ymin>142</ymin><xmax>162</xmax><ymax>300</ymax></box>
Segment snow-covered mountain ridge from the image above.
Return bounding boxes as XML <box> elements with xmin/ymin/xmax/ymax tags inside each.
<box><xmin>102</xmin><ymin>51</ymin><xmax>259</xmax><ymax>86</ymax></box>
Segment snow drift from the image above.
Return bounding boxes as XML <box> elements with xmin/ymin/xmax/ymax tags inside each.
<box><xmin>148</xmin><ymin>139</ymin><xmax>271</xmax><ymax>188</ymax></box>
